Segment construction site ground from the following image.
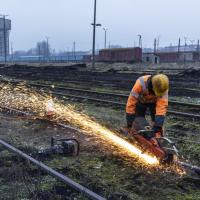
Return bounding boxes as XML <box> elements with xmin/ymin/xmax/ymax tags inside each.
<box><xmin>0</xmin><ymin>62</ymin><xmax>200</xmax><ymax>200</ymax></box>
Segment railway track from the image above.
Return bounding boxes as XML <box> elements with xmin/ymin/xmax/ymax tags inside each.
<box><xmin>11</xmin><ymin>76</ymin><xmax>200</xmax><ymax>89</ymax></box>
<box><xmin>27</xmin><ymin>83</ymin><xmax>200</xmax><ymax>119</ymax></box>
<box><xmin>1</xmin><ymin>105</ymin><xmax>200</xmax><ymax>178</ymax></box>
<box><xmin>0</xmin><ymin>79</ymin><xmax>200</xmax><ymax>118</ymax></box>
<box><xmin>30</xmin><ymin>83</ymin><xmax>200</xmax><ymax>108</ymax></box>
<box><xmin>2</xmin><ymin>79</ymin><xmax>200</xmax><ymax>108</ymax></box>
<box><xmin>0</xmin><ymin>109</ymin><xmax>105</xmax><ymax>200</ymax></box>
<box><xmin>0</xmin><ymin>65</ymin><xmax>199</xmax><ymax>92</ymax></box>
<box><xmin>53</xmin><ymin>92</ymin><xmax>200</xmax><ymax>119</ymax></box>
<box><xmin>0</xmin><ymin>139</ymin><xmax>106</xmax><ymax>200</ymax></box>
<box><xmin>14</xmin><ymin>79</ymin><xmax>200</xmax><ymax>97</ymax></box>
<box><xmin>1</xmin><ymin>74</ymin><xmax>200</xmax><ymax>98</ymax></box>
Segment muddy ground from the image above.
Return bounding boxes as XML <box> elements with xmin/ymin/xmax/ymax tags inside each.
<box><xmin>0</xmin><ymin>63</ymin><xmax>199</xmax><ymax>91</ymax></box>
<box><xmin>0</xmin><ymin>100</ymin><xmax>200</xmax><ymax>200</ymax></box>
<box><xmin>0</xmin><ymin>63</ymin><xmax>200</xmax><ymax>200</ymax></box>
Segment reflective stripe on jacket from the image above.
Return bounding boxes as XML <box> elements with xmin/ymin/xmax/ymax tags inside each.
<box><xmin>126</xmin><ymin>75</ymin><xmax>168</xmax><ymax>116</ymax></box>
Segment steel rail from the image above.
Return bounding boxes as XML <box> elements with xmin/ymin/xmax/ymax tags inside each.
<box><xmin>0</xmin><ymin>105</ymin><xmax>33</xmax><ymax>116</ymax></box>
<box><xmin>0</xmin><ymin>106</ymin><xmax>87</xmax><ymax>136</ymax></box>
<box><xmin>57</xmin><ymin>119</ymin><xmax>200</xmax><ymax>176</ymax></box>
<box><xmin>0</xmin><ymin>139</ymin><xmax>106</xmax><ymax>200</ymax></box>
<box><xmin>1</xmin><ymin>106</ymin><xmax>199</xmax><ymax>145</ymax></box>
<box><xmin>167</xmin><ymin>137</ymin><xmax>200</xmax><ymax>145</ymax></box>
<box><xmin>1</xmin><ymin>104</ymin><xmax>199</xmax><ymax>138</ymax></box>
<box><xmin>178</xmin><ymin>161</ymin><xmax>200</xmax><ymax>175</ymax></box>
<box><xmin>34</xmin><ymin>82</ymin><xmax>200</xmax><ymax>94</ymax></box>
<box><xmin>1</xmin><ymin>78</ymin><xmax>200</xmax><ymax>97</ymax></box>
<box><xmin>1</xmin><ymin>105</ymin><xmax>200</xmax><ymax>176</ymax></box>
<box><xmin>1</xmin><ymin>66</ymin><xmax>200</xmax><ymax>85</ymax></box>
<box><xmin>0</xmin><ymin>79</ymin><xmax>199</xmax><ymax>118</ymax></box>
<box><xmin>52</xmin><ymin>92</ymin><xmax>200</xmax><ymax>119</ymax></box>
<box><xmin>30</xmin><ymin>83</ymin><xmax>200</xmax><ymax>109</ymax></box>
<box><xmin>167</xmin><ymin>129</ymin><xmax>199</xmax><ymax>137</ymax></box>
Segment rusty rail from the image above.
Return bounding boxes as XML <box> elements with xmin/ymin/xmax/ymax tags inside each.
<box><xmin>1</xmin><ymin>79</ymin><xmax>200</xmax><ymax>108</ymax></box>
<box><xmin>178</xmin><ymin>161</ymin><xmax>200</xmax><ymax>175</ymax></box>
<box><xmin>0</xmin><ymin>139</ymin><xmax>106</xmax><ymax>200</ymax></box>
<box><xmin>1</xmin><ymin>106</ymin><xmax>200</xmax><ymax>176</ymax></box>
<box><xmin>30</xmin><ymin>83</ymin><xmax>200</xmax><ymax>109</ymax></box>
<box><xmin>52</xmin><ymin>92</ymin><xmax>200</xmax><ymax>119</ymax></box>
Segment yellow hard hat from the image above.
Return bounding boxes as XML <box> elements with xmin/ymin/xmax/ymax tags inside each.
<box><xmin>152</xmin><ymin>74</ymin><xmax>169</xmax><ymax>97</ymax></box>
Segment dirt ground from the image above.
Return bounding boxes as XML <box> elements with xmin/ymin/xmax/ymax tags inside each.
<box><xmin>0</xmin><ymin>104</ymin><xmax>200</xmax><ymax>200</ymax></box>
<box><xmin>0</xmin><ymin>63</ymin><xmax>200</xmax><ymax>200</ymax></box>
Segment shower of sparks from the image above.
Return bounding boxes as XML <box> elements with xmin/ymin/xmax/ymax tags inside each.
<box><xmin>0</xmin><ymin>82</ymin><xmax>159</xmax><ymax>165</ymax></box>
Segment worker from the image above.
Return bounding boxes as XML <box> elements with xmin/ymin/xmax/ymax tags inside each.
<box><xmin>126</xmin><ymin>74</ymin><xmax>169</xmax><ymax>138</ymax></box>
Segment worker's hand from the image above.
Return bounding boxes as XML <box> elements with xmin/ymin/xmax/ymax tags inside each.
<box><xmin>155</xmin><ymin>115</ymin><xmax>165</xmax><ymax>127</ymax></box>
<box><xmin>126</xmin><ymin>113</ymin><xmax>135</xmax><ymax>128</ymax></box>
<box><xmin>152</xmin><ymin>126</ymin><xmax>162</xmax><ymax>138</ymax></box>
<box><xmin>154</xmin><ymin>115</ymin><xmax>165</xmax><ymax>137</ymax></box>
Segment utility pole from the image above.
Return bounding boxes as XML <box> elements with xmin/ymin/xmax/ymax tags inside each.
<box><xmin>178</xmin><ymin>38</ymin><xmax>181</xmax><ymax>53</ymax></box>
<box><xmin>92</xmin><ymin>0</ymin><xmax>97</xmax><ymax>68</ymax></box>
<box><xmin>184</xmin><ymin>36</ymin><xmax>187</xmax><ymax>63</ymax></box>
<box><xmin>154</xmin><ymin>38</ymin><xmax>157</xmax><ymax>54</ymax></box>
<box><xmin>197</xmin><ymin>40</ymin><xmax>200</xmax><ymax>62</ymax></box>
<box><xmin>184</xmin><ymin>37</ymin><xmax>187</xmax><ymax>46</ymax></box>
<box><xmin>103</xmin><ymin>28</ymin><xmax>107</xmax><ymax>49</ymax></box>
<box><xmin>38</xmin><ymin>44</ymin><xmax>41</xmax><ymax>62</ymax></box>
<box><xmin>91</xmin><ymin>0</ymin><xmax>101</xmax><ymax>68</ymax></box>
<box><xmin>66</xmin><ymin>47</ymin><xmax>69</xmax><ymax>62</ymax></box>
<box><xmin>177</xmin><ymin>38</ymin><xmax>181</xmax><ymax>62</ymax></box>
<box><xmin>45</xmin><ymin>36</ymin><xmax>49</xmax><ymax>62</ymax></box>
<box><xmin>190</xmin><ymin>40</ymin><xmax>195</xmax><ymax>47</ymax></box>
<box><xmin>138</xmin><ymin>35</ymin><xmax>142</xmax><ymax>49</ymax></box>
<box><xmin>157</xmin><ymin>35</ymin><xmax>160</xmax><ymax>52</ymax></box>
<box><xmin>73</xmin><ymin>41</ymin><xmax>76</xmax><ymax>62</ymax></box>
<box><xmin>11</xmin><ymin>41</ymin><xmax>13</xmax><ymax>63</ymax></box>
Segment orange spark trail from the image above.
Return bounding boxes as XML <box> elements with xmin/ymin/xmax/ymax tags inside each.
<box><xmin>50</xmin><ymin>101</ymin><xmax>159</xmax><ymax>165</ymax></box>
<box><xmin>0</xmin><ymin>83</ymin><xmax>159</xmax><ymax>165</ymax></box>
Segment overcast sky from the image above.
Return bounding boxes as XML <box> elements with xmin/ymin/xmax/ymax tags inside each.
<box><xmin>1</xmin><ymin>0</ymin><xmax>200</xmax><ymax>51</ymax></box>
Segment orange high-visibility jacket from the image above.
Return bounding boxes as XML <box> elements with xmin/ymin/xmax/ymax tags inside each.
<box><xmin>126</xmin><ymin>75</ymin><xmax>168</xmax><ymax>116</ymax></box>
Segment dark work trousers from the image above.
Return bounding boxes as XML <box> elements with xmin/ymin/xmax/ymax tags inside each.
<box><xmin>135</xmin><ymin>102</ymin><xmax>156</xmax><ymax>122</ymax></box>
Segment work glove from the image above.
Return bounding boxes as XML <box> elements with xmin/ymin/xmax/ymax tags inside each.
<box><xmin>152</xmin><ymin>126</ymin><xmax>162</xmax><ymax>133</ymax></box>
<box><xmin>153</xmin><ymin>115</ymin><xmax>165</xmax><ymax>137</ymax></box>
<box><xmin>126</xmin><ymin>113</ymin><xmax>135</xmax><ymax>128</ymax></box>
<box><xmin>155</xmin><ymin>115</ymin><xmax>165</xmax><ymax>127</ymax></box>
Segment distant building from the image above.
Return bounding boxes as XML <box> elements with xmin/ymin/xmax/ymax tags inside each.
<box><xmin>36</xmin><ymin>41</ymin><xmax>50</xmax><ymax>59</ymax></box>
<box><xmin>157</xmin><ymin>51</ymin><xmax>199</xmax><ymax>63</ymax></box>
<box><xmin>158</xmin><ymin>44</ymin><xmax>198</xmax><ymax>53</ymax></box>
<box><xmin>143</xmin><ymin>51</ymin><xmax>200</xmax><ymax>63</ymax></box>
<box><xmin>142</xmin><ymin>53</ymin><xmax>160</xmax><ymax>64</ymax></box>
<box><xmin>99</xmin><ymin>47</ymin><xmax>142</xmax><ymax>63</ymax></box>
<box><xmin>0</xmin><ymin>17</ymin><xmax>11</xmax><ymax>56</ymax></box>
